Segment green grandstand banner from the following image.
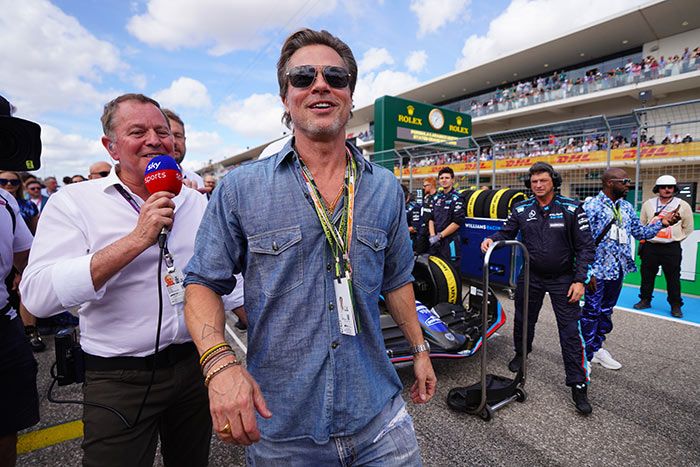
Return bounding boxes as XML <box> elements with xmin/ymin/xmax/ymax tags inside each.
<box><xmin>373</xmin><ymin>96</ymin><xmax>472</xmax><ymax>165</ymax></box>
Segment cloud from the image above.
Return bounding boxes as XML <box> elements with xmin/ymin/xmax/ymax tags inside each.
<box><xmin>0</xmin><ymin>0</ymin><xmax>129</xmax><ymax>116</ymax></box>
<box><xmin>217</xmin><ymin>93</ymin><xmax>287</xmax><ymax>141</ymax></box>
<box><xmin>359</xmin><ymin>48</ymin><xmax>395</xmax><ymax>73</ymax></box>
<box><xmin>456</xmin><ymin>0</ymin><xmax>646</xmax><ymax>70</ymax></box>
<box><xmin>153</xmin><ymin>77</ymin><xmax>212</xmax><ymax>110</ymax></box>
<box><xmin>179</xmin><ymin>129</ymin><xmax>243</xmax><ymax>171</ymax></box>
<box><xmin>39</xmin><ymin>125</ymin><xmax>106</xmax><ymax>178</ymax></box>
<box><xmin>405</xmin><ymin>50</ymin><xmax>428</xmax><ymax>73</ymax></box>
<box><xmin>354</xmin><ymin>71</ymin><xmax>420</xmax><ymax>108</ymax></box>
<box><xmin>410</xmin><ymin>0</ymin><xmax>471</xmax><ymax>37</ymax></box>
<box><xmin>127</xmin><ymin>0</ymin><xmax>337</xmax><ymax>56</ymax></box>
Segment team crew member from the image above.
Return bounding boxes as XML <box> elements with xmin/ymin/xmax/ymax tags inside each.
<box><xmin>481</xmin><ymin>162</ymin><xmax>595</xmax><ymax>415</ymax></box>
<box><xmin>184</xmin><ymin>28</ymin><xmax>435</xmax><ymax>464</ymax></box>
<box><xmin>634</xmin><ymin>175</ymin><xmax>694</xmax><ymax>318</ymax></box>
<box><xmin>582</xmin><ymin>168</ymin><xmax>679</xmax><ymax>371</ymax></box>
<box><xmin>20</xmin><ymin>94</ymin><xmax>218</xmax><ymax>466</ymax></box>
<box><xmin>404</xmin><ymin>185</ymin><xmax>428</xmax><ymax>254</ymax></box>
<box><xmin>428</xmin><ymin>167</ymin><xmax>465</xmax><ymax>267</ymax></box>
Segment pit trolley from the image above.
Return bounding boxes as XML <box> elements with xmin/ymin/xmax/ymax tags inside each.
<box><xmin>447</xmin><ymin>240</ymin><xmax>530</xmax><ymax>421</ymax></box>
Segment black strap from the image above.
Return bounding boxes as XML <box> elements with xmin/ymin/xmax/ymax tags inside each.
<box><xmin>594</xmin><ymin>219</ymin><xmax>615</xmax><ymax>246</ymax></box>
<box><xmin>4</xmin><ymin>201</ymin><xmax>16</xmax><ymax>234</ymax></box>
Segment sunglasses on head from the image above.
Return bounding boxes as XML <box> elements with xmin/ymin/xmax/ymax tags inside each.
<box><xmin>0</xmin><ymin>178</ymin><xmax>21</xmax><ymax>186</ymax></box>
<box><xmin>286</xmin><ymin>65</ymin><xmax>351</xmax><ymax>89</ymax></box>
<box><xmin>610</xmin><ymin>178</ymin><xmax>632</xmax><ymax>184</ymax></box>
<box><xmin>91</xmin><ymin>170</ymin><xmax>110</xmax><ymax>178</ymax></box>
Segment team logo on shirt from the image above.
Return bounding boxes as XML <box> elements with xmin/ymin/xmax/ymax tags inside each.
<box><xmin>527</xmin><ymin>210</ymin><xmax>537</xmax><ymax>221</ymax></box>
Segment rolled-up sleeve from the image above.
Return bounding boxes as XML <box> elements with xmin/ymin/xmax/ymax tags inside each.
<box><xmin>20</xmin><ymin>193</ymin><xmax>105</xmax><ymax>317</ymax></box>
<box><xmin>184</xmin><ymin>176</ymin><xmax>245</xmax><ymax>296</ymax></box>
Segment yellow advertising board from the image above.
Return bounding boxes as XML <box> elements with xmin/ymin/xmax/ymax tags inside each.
<box><xmin>393</xmin><ymin>142</ymin><xmax>700</xmax><ymax>177</ymax></box>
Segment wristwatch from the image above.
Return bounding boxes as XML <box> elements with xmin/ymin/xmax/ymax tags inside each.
<box><xmin>410</xmin><ymin>340</ymin><xmax>431</xmax><ymax>355</ymax></box>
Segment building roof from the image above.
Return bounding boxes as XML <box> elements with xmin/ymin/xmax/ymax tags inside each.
<box><xmin>349</xmin><ymin>0</ymin><xmax>700</xmax><ymax>126</ymax></box>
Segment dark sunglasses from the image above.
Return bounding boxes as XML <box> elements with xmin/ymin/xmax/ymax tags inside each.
<box><xmin>610</xmin><ymin>178</ymin><xmax>632</xmax><ymax>184</ymax></box>
<box><xmin>658</xmin><ymin>185</ymin><xmax>675</xmax><ymax>190</ymax></box>
<box><xmin>90</xmin><ymin>170</ymin><xmax>110</xmax><ymax>178</ymax></box>
<box><xmin>0</xmin><ymin>178</ymin><xmax>21</xmax><ymax>186</ymax></box>
<box><xmin>286</xmin><ymin>65</ymin><xmax>351</xmax><ymax>89</ymax></box>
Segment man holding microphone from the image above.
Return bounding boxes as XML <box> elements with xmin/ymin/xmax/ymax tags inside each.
<box><xmin>21</xmin><ymin>94</ymin><xmax>214</xmax><ymax>466</ymax></box>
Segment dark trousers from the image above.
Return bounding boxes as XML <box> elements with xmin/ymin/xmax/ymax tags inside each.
<box><xmin>639</xmin><ymin>241</ymin><xmax>683</xmax><ymax>307</ymax></box>
<box><xmin>81</xmin><ymin>351</ymin><xmax>211</xmax><ymax>467</ymax></box>
<box><xmin>581</xmin><ymin>274</ymin><xmax>624</xmax><ymax>360</ymax></box>
<box><xmin>513</xmin><ymin>273</ymin><xmax>588</xmax><ymax>386</ymax></box>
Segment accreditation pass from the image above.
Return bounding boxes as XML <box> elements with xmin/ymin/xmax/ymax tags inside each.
<box><xmin>334</xmin><ymin>275</ymin><xmax>357</xmax><ymax>336</ymax></box>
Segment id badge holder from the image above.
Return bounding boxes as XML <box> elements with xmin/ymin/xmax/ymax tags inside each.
<box><xmin>618</xmin><ymin>228</ymin><xmax>629</xmax><ymax>245</ymax></box>
<box><xmin>334</xmin><ymin>274</ymin><xmax>357</xmax><ymax>336</ymax></box>
<box><xmin>609</xmin><ymin>224</ymin><xmax>619</xmax><ymax>241</ymax></box>
<box><xmin>163</xmin><ymin>251</ymin><xmax>185</xmax><ymax>307</ymax></box>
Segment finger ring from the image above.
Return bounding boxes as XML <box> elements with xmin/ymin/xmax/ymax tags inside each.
<box><xmin>220</xmin><ymin>422</ymin><xmax>231</xmax><ymax>434</ymax></box>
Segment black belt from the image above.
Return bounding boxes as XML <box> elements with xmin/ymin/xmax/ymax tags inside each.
<box><xmin>84</xmin><ymin>342</ymin><xmax>197</xmax><ymax>371</ymax></box>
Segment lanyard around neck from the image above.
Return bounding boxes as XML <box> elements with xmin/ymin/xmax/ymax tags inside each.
<box><xmin>298</xmin><ymin>149</ymin><xmax>357</xmax><ymax>278</ymax></box>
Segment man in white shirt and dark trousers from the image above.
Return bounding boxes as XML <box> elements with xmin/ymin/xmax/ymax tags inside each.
<box><xmin>21</xmin><ymin>94</ymin><xmax>217</xmax><ymax>466</ymax></box>
<box><xmin>634</xmin><ymin>175</ymin><xmax>694</xmax><ymax>318</ymax></box>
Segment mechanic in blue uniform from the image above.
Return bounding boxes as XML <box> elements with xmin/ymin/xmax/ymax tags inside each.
<box><xmin>427</xmin><ymin>167</ymin><xmax>465</xmax><ymax>268</ymax></box>
<box><xmin>403</xmin><ymin>185</ymin><xmax>429</xmax><ymax>254</ymax></box>
<box><xmin>481</xmin><ymin>162</ymin><xmax>595</xmax><ymax>415</ymax></box>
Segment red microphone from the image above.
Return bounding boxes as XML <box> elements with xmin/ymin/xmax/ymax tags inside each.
<box><xmin>143</xmin><ymin>155</ymin><xmax>182</xmax><ymax>247</ymax></box>
<box><xmin>144</xmin><ymin>155</ymin><xmax>183</xmax><ymax>196</ymax></box>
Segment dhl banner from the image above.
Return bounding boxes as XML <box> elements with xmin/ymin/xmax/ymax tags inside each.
<box><xmin>393</xmin><ymin>142</ymin><xmax>700</xmax><ymax>176</ymax></box>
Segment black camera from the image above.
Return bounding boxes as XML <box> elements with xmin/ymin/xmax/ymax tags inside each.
<box><xmin>54</xmin><ymin>327</ymin><xmax>85</xmax><ymax>386</ymax></box>
<box><xmin>0</xmin><ymin>95</ymin><xmax>42</xmax><ymax>171</ymax></box>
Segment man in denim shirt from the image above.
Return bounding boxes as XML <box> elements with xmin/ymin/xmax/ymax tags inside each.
<box><xmin>582</xmin><ymin>168</ymin><xmax>679</xmax><ymax>371</ymax></box>
<box><xmin>184</xmin><ymin>29</ymin><xmax>436</xmax><ymax>465</ymax></box>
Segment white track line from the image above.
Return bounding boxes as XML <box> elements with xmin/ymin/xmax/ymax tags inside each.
<box><xmin>225</xmin><ymin>323</ymin><xmax>248</xmax><ymax>354</ymax></box>
<box><xmin>616</xmin><ymin>306</ymin><xmax>700</xmax><ymax>328</ymax></box>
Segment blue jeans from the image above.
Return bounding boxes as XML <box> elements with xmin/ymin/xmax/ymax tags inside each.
<box><xmin>246</xmin><ymin>396</ymin><xmax>422</xmax><ymax>466</ymax></box>
<box><xmin>581</xmin><ymin>274</ymin><xmax>624</xmax><ymax>359</ymax></box>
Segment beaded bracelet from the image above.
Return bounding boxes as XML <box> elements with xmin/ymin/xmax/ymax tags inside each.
<box><xmin>199</xmin><ymin>342</ymin><xmax>231</xmax><ymax>366</ymax></box>
<box><xmin>204</xmin><ymin>359</ymin><xmax>241</xmax><ymax>387</ymax></box>
<box><xmin>202</xmin><ymin>350</ymin><xmax>236</xmax><ymax>376</ymax></box>
<box><xmin>200</xmin><ymin>346</ymin><xmax>233</xmax><ymax>371</ymax></box>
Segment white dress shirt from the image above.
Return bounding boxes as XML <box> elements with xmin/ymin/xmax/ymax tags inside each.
<box><xmin>0</xmin><ymin>191</ymin><xmax>33</xmax><ymax>309</ymax></box>
<box><xmin>21</xmin><ymin>170</ymin><xmax>220</xmax><ymax>357</ymax></box>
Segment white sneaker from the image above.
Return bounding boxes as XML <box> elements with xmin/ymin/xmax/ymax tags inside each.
<box><xmin>591</xmin><ymin>348</ymin><xmax>622</xmax><ymax>370</ymax></box>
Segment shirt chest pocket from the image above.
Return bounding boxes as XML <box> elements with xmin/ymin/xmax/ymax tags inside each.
<box><xmin>352</xmin><ymin>225</ymin><xmax>388</xmax><ymax>293</ymax></box>
<box><xmin>248</xmin><ymin>226</ymin><xmax>303</xmax><ymax>298</ymax></box>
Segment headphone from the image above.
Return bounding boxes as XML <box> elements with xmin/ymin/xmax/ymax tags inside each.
<box><xmin>524</xmin><ymin>162</ymin><xmax>562</xmax><ymax>189</ymax></box>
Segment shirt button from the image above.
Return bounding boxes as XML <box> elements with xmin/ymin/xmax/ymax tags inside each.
<box><xmin>326</xmin><ymin>263</ymin><xmax>332</xmax><ymax>271</ymax></box>
<box><xmin>331</xmin><ymin>341</ymin><xmax>339</xmax><ymax>349</ymax></box>
<box><xmin>374</xmin><ymin>239</ymin><xmax>379</xmax><ymax>248</ymax></box>
<box><xmin>272</xmin><ymin>241</ymin><xmax>279</xmax><ymax>251</ymax></box>
<box><xmin>328</xmin><ymin>302</ymin><xmax>335</xmax><ymax>311</ymax></box>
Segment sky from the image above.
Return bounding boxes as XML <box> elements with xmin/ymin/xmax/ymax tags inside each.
<box><xmin>1</xmin><ymin>0</ymin><xmax>650</xmax><ymax>180</ymax></box>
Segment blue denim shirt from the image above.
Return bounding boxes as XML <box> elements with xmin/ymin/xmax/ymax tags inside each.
<box><xmin>583</xmin><ymin>191</ymin><xmax>662</xmax><ymax>280</ymax></box>
<box><xmin>184</xmin><ymin>139</ymin><xmax>414</xmax><ymax>443</ymax></box>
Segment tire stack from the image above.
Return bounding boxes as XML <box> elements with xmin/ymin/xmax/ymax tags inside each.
<box><xmin>460</xmin><ymin>188</ymin><xmax>527</xmax><ymax>219</ymax></box>
<box><xmin>412</xmin><ymin>255</ymin><xmax>462</xmax><ymax>308</ymax></box>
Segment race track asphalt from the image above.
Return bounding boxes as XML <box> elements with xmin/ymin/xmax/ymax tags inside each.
<box><xmin>17</xmin><ymin>289</ymin><xmax>700</xmax><ymax>466</ymax></box>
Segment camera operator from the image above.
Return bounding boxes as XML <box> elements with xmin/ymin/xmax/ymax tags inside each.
<box><xmin>0</xmin><ymin>96</ymin><xmax>40</xmax><ymax>466</ymax></box>
<box><xmin>20</xmin><ymin>94</ymin><xmax>216</xmax><ymax>466</ymax></box>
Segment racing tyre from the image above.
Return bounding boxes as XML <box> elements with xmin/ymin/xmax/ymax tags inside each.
<box><xmin>412</xmin><ymin>255</ymin><xmax>462</xmax><ymax>308</ymax></box>
<box><xmin>478</xmin><ymin>190</ymin><xmax>498</xmax><ymax>218</ymax></box>
<box><xmin>493</xmin><ymin>189</ymin><xmax>527</xmax><ymax>219</ymax></box>
<box><xmin>466</xmin><ymin>190</ymin><xmax>487</xmax><ymax>218</ymax></box>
